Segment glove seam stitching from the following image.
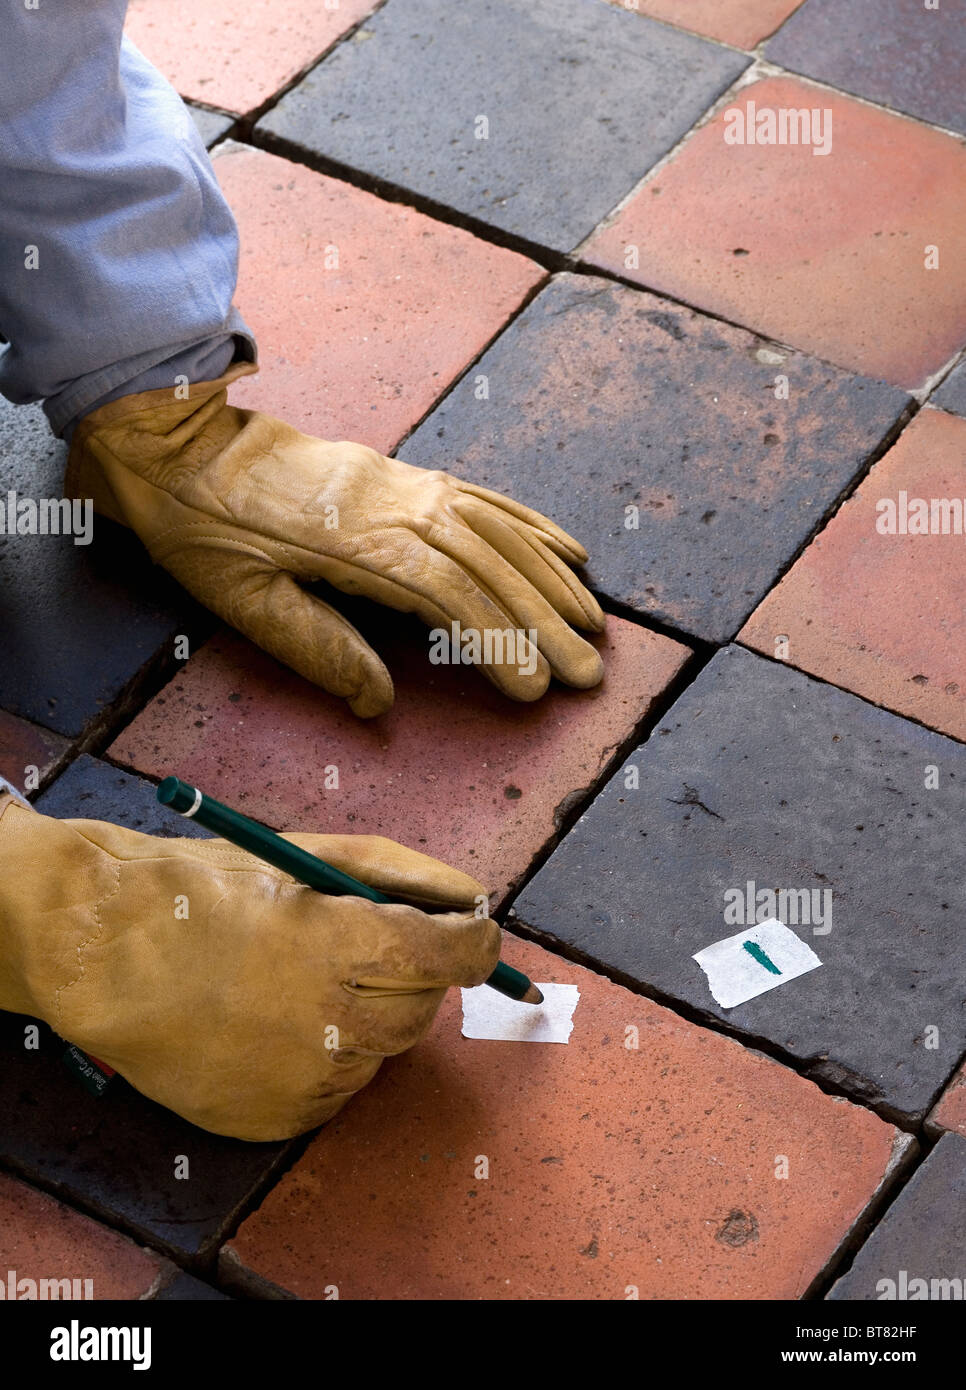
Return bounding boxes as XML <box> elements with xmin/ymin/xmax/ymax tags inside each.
<box><xmin>65</xmin><ymin>826</ymin><xmax>484</xmax><ymax>902</ymax></box>
<box><xmin>68</xmin><ymin>826</ymin><xmax>295</xmax><ymax>876</ymax></box>
<box><xmin>146</xmin><ymin>517</ymin><xmax>418</xmax><ymax>581</ymax></box>
<box><xmin>53</xmin><ymin>854</ymin><xmax>120</xmax><ymax>1037</ymax></box>
<box><xmin>150</xmin><ymin>524</ymin><xmax>281</xmax><ymax>565</ymax></box>
<box><xmin>146</xmin><ymin>521</ymin><xmax>311</xmax><ymax>573</ymax></box>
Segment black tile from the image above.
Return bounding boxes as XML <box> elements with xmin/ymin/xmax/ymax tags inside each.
<box><xmin>36</xmin><ymin>753</ymin><xmax>213</xmax><ymax>839</ymax></box>
<box><xmin>933</xmin><ymin>361</ymin><xmax>966</xmax><ymax>420</ymax></box>
<box><xmin>514</xmin><ymin>645</ymin><xmax>966</xmax><ymax>1123</ymax></box>
<box><xmin>188</xmin><ymin>104</ymin><xmax>234</xmax><ymax>149</ymax></box>
<box><xmin>154</xmin><ymin>1268</ymin><xmax>232</xmax><ymax>1300</ymax></box>
<box><xmin>404</xmin><ymin>275</ymin><xmax>910</xmax><ymax>643</ymax></box>
<box><xmin>257</xmin><ymin>0</ymin><xmax>748</xmax><ymax>253</ymax></box>
<box><xmin>0</xmin><ymin>398</ymin><xmax>207</xmax><ymax>738</ymax></box>
<box><xmin>828</xmin><ymin>1134</ymin><xmax>966</xmax><ymax>1299</ymax></box>
<box><xmin>767</xmin><ymin>0</ymin><xmax>966</xmax><ymax>138</ymax></box>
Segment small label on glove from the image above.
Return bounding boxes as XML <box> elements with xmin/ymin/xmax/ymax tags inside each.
<box><xmin>62</xmin><ymin>1045</ymin><xmax>116</xmax><ymax>1097</ymax></box>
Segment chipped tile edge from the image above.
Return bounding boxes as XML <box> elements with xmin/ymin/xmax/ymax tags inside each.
<box><xmin>217</xmin><ymin>1244</ymin><xmax>300</xmax><ymax>1301</ymax></box>
<box><xmin>808</xmin><ymin>1128</ymin><xmax>919</xmax><ymax>1300</ymax></box>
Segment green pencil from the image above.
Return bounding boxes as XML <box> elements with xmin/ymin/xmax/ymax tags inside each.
<box><xmin>156</xmin><ymin>775</ymin><xmax>543</xmax><ymax>1004</ymax></box>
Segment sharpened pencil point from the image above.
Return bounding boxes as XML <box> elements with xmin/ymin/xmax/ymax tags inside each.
<box><xmin>522</xmin><ymin>983</ymin><xmax>544</xmax><ymax>1005</ymax></box>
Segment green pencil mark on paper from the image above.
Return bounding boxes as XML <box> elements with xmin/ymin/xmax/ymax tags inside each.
<box><xmin>743</xmin><ymin>940</ymin><xmax>782</xmax><ymax>975</ymax></box>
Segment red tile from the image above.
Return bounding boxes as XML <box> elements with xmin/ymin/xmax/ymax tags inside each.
<box><xmin>0</xmin><ymin>1171</ymin><xmax>163</xmax><ymax>1300</ymax></box>
<box><xmin>221</xmin><ymin>935</ymin><xmax>906</xmax><ymax>1300</ymax></box>
<box><xmin>739</xmin><ymin>409</ymin><xmax>966</xmax><ymax>743</ymax></box>
<box><xmin>0</xmin><ymin>710</ymin><xmax>68</xmax><ymax>793</ymax></box>
<box><xmin>607</xmin><ymin>0</ymin><xmax>805</xmax><ymax>49</ymax></box>
<box><xmin>584</xmin><ymin>76</ymin><xmax>966</xmax><ymax>389</ymax></box>
<box><xmin>125</xmin><ymin>0</ymin><xmax>376</xmax><ymax>115</ymax></box>
<box><xmin>212</xmin><ymin>143</ymin><xmax>545</xmax><ymax>452</ymax></box>
<box><xmin>108</xmin><ymin>615</ymin><xmax>688</xmax><ymax>902</ymax></box>
<box><xmin>928</xmin><ymin>1066</ymin><xmax>966</xmax><ymax>1140</ymax></box>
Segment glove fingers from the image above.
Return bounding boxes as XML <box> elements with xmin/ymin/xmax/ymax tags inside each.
<box><xmin>452</xmin><ymin>496</ymin><xmax>605</xmax><ymax>632</ymax></box>
<box><xmin>325</xmin><ymin>541</ymin><xmax>555</xmax><ymax>702</ymax></box>
<box><xmin>279</xmin><ymin>832</ymin><xmax>488</xmax><ymax>909</ymax></box>
<box><xmin>162</xmin><ymin>545</ymin><xmax>394</xmax><ymax>717</ymax></box>
<box><xmin>334</xmin><ymin>904</ymin><xmax>500</xmax><ymax>1057</ymax></box>
<box><xmin>431</xmin><ymin>525</ymin><xmax>604</xmax><ymax>691</ymax></box>
<box><xmin>341</xmin><ymin>902</ymin><xmax>501</xmax><ymax>996</ymax></box>
<box><xmin>303</xmin><ymin>896</ymin><xmax>501</xmax><ymax>995</ymax></box>
<box><xmin>291</xmin><ymin>895</ymin><xmax>500</xmax><ymax>1073</ymax></box>
<box><xmin>414</xmin><ymin>550</ymin><xmax>552</xmax><ymax>700</ymax></box>
<box><xmin>450</xmin><ymin>479</ymin><xmax>589</xmax><ymax>565</ymax></box>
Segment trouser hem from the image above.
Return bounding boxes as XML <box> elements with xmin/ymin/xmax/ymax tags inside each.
<box><xmin>44</xmin><ymin>306</ymin><xmax>257</xmax><ymax>437</ymax></box>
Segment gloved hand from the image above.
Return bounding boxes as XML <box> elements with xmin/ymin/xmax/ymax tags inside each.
<box><xmin>67</xmin><ymin>364</ymin><xmax>605</xmax><ymax>716</ymax></box>
<box><xmin>0</xmin><ymin>790</ymin><xmax>500</xmax><ymax>1141</ymax></box>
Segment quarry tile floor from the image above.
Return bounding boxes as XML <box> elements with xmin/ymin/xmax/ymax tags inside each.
<box><xmin>1</xmin><ymin>0</ymin><xmax>963</xmax><ymax>1300</ymax></box>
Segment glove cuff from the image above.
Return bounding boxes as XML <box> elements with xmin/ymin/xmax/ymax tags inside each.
<box><xmin>64</xmin><ymin>360</ymin><xmax>259</xmax><ymax>520</ymax></box>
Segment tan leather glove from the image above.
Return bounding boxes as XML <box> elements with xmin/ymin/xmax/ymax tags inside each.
<box><xmin>0</xmin><ymin>791</ymin><xmax>500</xmax><ymax>1141</ymax></box>
<box><xmin>66</xmin><ymin>364</ymin><xmax>605</xmax><ymax>716</ymax></box>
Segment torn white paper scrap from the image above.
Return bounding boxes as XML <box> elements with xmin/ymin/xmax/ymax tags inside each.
<box><xmin>460</xmin><ymin>983</ymin><xmax>579</xmax><ymax>1043</ymax></box>
<box><xmin>692</xmin><ymin>917</ymin><xmax>822</xmax><ymax>1009</ymax></box>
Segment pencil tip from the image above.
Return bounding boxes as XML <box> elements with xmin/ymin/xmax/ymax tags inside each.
<box><xmin>522</xmin><ymin>984</ymin><xmax>544</xmax><ymax>1005</ymax></box>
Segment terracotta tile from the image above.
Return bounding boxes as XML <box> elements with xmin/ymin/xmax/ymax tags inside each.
<box><xmin>607</xmin><ymin>0</ymin><xmax>806</xmax><ymax>50</ymax></box>
<box><xmin>257</xmin><ymin>0</ymin><xmax>747</xmax><ymax>253</ymax></box>
<box><xmin>0</xmin><ymin>398</ymin><xmax>206</xmax><ymax>739</ymax></box>
<box><xmin>828</xmin><ymin>1134</ymin><xmax>966</xmax><ymax>1300</ymax></box>
<box><xmin>516</xmin><ymin>645</ymin><xmax>966</xmax><ymax>1125</ymax></box>
<box><xmin>768</xmin><ymin>0</ymin><xmax>966</xmax><ymax>138</ymax></box>
<box><xmin>0</xmin><ymin>710</ymin><xmax>68</xmax><ymax>794</ymax></box>
<box><xmin>927</xmin><ymin>1066</ymin><xmax>966</xmax><ymax>1141</ymax></box>
<box><xmin>125</xmin><ymin>0</ymin><xmax>376</xmax><ymax>115</ymax></box>
<box><xmin>212</xmin><ymin>143</ymin><xmax>544</xmax><ymax>451</ymax></box>
<box><xmin>404</xmin><ymin>273</ymin><xmax>909</xmax><ymax>643</ymax></box>
<box><xmin>584</xmin><ymin>76</ymin><xmax>966</xmax><ymax>390</ymax></box>
<box><xmin>739</xmin><ymin>409</ymin><xmax>966</xmax><ymax>743</ymax></box>
<box><xmin>222</xmin><ymin>935</ymin><xmax>906</xmax><ymax>1300</ymax></box>
<box><xmin>108</xmin><ymin>614</ymin><xmax>690</xmax><ymax>902</ymax></box>
<box><xmin>0</xmin><ymin>1170</ymin><xmax>162</xmax><ymax>1300</ymax></box>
